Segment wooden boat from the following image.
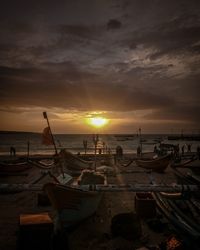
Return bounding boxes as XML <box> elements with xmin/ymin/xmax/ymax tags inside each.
<box><xmin>0</xmin><ymin>161</ymin><xmax>31</xmax><ymax>173</ymax></box>
<box><xmin>159</xmin><ymin>192</ymin><xmax>183</xmax><ymax>200</ymax></box>
<box><xmin>28</xmin><ymin>159</ymin><xmax>54</xmax><ymax>170</ymax></box>
<box><xmin>135</xmin><ymin>154</ymin><xmax>171</xmax><ymax>172</ymax></box>
<box><xmin>153</xmin><ymin>192</ymin><xmax>200</xmax><ymax>245</ymax></box>
<box><xmin>171</xmin><ymin>167</ymin><xmax>200</xmax><ymax>186</ymax></box>
<box><xmin>159</xmin><ymin>143</ymin><xmax>176</xmax><ymax>150</ymax></box>
<box><xmin>173</xmin><ymin>159</ymin><xmax>200</xmax><ymax>175</ymax></box>
<box><xmin>43</xmin><ymin>170</ymin><xmax>105</xmax><ymax>230</ymax></box>
<box><xmin>171</xmin><ymin>158</ymin><xmax>197</xmax><ymax>168</ymax></box>
<box><xmin>58</xmin><ymin>149</ymin><xmax>94</xmax><ymax>174</ymax></box>
<box><xmin>168</xmin><ymin>135</ymin><xmax>200</xmax><ymax>141</ymax></box>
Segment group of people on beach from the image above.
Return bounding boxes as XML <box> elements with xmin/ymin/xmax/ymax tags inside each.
<box><xmin>180</xmin><ymin>143</ymin><xmax>192</xmax><ymax>155</ymax></box>
<box><xmin>171</xmin><ymin>143</ymin><xmax>200</xmax><ymax>160</ymax></box>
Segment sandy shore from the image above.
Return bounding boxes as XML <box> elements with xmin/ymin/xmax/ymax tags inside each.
<box><xmin>0</xmin><ymin>154</ymin><xmax>181</xmax><ymax>250</ymax></box>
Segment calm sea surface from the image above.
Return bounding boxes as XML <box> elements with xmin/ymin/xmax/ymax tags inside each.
<box><xmin>0</xmin><ymin>132</ymin><xmax>199</xmax><ymax>156</ymax></box>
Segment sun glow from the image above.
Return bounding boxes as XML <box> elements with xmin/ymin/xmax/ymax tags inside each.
<box><xmin>87</xmin><ymin>117</ymin><xmax>109</xmax><ymax>128</ymax></box>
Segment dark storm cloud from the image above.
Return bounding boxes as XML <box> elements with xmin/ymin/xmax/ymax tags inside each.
<box><xmin>0</xmin><ymin>0</ymin><xmax>200</xmax><ymax>130</ymax></box>
<box><xmin>145</xmin><ymin>105</ymin><xmax>200</xmax><ymax>124</ymax></box>
<box><xmin>125</xmin><ymin>12</ymin><xmax>200</xmax><ymax>60</ymax></box>
<box><xmin>59</xmin><ymin>25</ymin><xmax>100</xmax><ymax>38</ymax></box>
<box><xmin>107</xmin><ymin>19</ymin><xmax>122</xmax><ymax>30</ymax></box>
<box><xmin>0</xmin><ymin>64</ymin><xmax>173</xmax><ymax>112</ymax></box>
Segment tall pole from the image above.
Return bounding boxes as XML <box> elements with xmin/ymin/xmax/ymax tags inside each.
<box><xmin>139</xmin><ymin>128</ymin><xmax>142</xmax><ymax>156</ymax></box>
<box><xmin>27</xmin><ymin>141</ymin><xmax>30</xmax><ymax>160</ymax></box>
<box><xmin>93</xmin><ymin>134</ymin><xmax>99</xmax><ymax>172</ymax></box>
<box><xmin>43</xmin><ymin>111</ymin><xmax>58</xmax><ymax>155</ymax></box>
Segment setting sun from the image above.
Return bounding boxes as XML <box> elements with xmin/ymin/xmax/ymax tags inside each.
<box><xmin>87</xmin><ymin>117</ymin><xmax>109</xmax><ymax>128</ymax></box>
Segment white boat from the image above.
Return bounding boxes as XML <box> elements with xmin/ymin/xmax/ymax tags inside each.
<box><xmin>57</xmin><ymin>149</ymin><xmax>94</xmax><ymax>175</ymax></box>
<box><xmin>43</xmin><ymin>170</ymin><xmax>105</xmax><ymax>230</ymax></box>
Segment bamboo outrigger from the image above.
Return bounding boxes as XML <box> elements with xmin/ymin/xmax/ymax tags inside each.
<box><xmin>0</xmin><ymin>183</ymin><xmax>199</xmax><ymax>193</ymax></box>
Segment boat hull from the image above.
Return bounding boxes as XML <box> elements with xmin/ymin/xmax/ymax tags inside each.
<box><xmin>43</xmin><ymin>183</ymin><xmax>102</xmax><ymax>230</ymax></box>
<box><xmin>135</xmin><ymin>154</ymin><xmax>171</xmax><ymax>172</ymax></box>
<box><xmin>0</xmin><ymin>162</ymin><xmax>31</xmax><ymax>173</ymax></box>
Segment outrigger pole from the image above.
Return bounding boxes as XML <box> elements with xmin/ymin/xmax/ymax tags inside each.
<box><xmin>0</xmin><ymin>183</ymin><xmax>199</xmax><ymax>193</ymax></box>
<box><xmin>43</xmin><ymin>111</ymin><xmax>58</xmax><ymax>155</ymax></box>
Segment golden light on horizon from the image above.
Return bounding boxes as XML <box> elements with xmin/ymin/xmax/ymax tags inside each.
<box><xmin>86</xmin><ymin>116</ymin><xmax>109</xmax><ymax>128</ymax></box>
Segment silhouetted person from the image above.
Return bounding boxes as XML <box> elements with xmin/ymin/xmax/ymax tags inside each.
<box><xmin>187</xmin><ymin>144</ymin><xmax>191</xmax><ymax>152</ymax></box>
<box><xmin>181</xmin><ymin>145</ymin><xmax>185</xmax><ymax>156</ymax></box>
<box><xmin>10</xmin><ymin>146</ymin><xmax>16</xmax><ymax>157</ymax></box>
<box><xmin>137</xmin><ymin>146</ymin><xmax>141</xmax><ymax>157</ymax></box>
<box><xmin>177</xmin><ymin>144</ymin><xmax>180</xmax><ymax>155</ymax></box>
<box><xmin>197</xmin><ymin>146</ymin><xmax>200</xmax><ymax>159</ymax></box>
<box><xmin>116</xmin><ymin>145</ymin><xmax>123</xmax><ymax>158</ymax></box>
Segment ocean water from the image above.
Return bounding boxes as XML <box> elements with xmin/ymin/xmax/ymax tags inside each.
<box><xmin>0</xmin><ymin>132</ymin><xmax>199</xmax><ymax>156</ymax></box>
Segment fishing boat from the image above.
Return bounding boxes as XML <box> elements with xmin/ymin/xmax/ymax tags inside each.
<box><xmin>171</xmin><ymin>167</ymin><xmax>200</xmax><ymax>201</ymax></box>
<box><xmin>153</xmin><ymin>192</ymin><xmax>200</xmax><ymax>247</ymax></box>
<box><xmin>172</xmin><ymin>159</ymin><xmax>200</xmax><ymax>175</ymax></box>
<box><xmin>43</xmin><ymin>170</ymin><xmax>105</xmax><ymax>230</ymax></box>
<box><xmin>171</xmin><ymin>158</ymin><xmax>197</xmax><ymax>168</ymax></box>
<box><xmin>114</xmin><ymin>134</ymin><xmax>134</xmax><ymax>141</ymax></box>
<box><xmin>135</xmin><ymin>154</ymin><xmax>171</xmax><ymax>172</ymax></box>
<box><xmin>0</xmin><ymin>161</ymin><xmax>31</xmax><ymax>173</ymax></box>
<box><xmin>28</xmin><ymin>158</ymin><xmax>54</xmax><ymax>170</ymax></box>
<box><xmin>57</xmin><ymin>149</ymin><xmax>94</xmax><ymax>175</ymax></box>
<box><xmin>159</xmin><ymin>192</ymin><xmax>183</xmax><ymax>200</ymax></box>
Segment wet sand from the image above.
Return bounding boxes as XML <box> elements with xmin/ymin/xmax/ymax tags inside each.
<box><xmin>0</xmin><ymin>154</ymin><xmax>179</xmax><ymax>250</ymax></box>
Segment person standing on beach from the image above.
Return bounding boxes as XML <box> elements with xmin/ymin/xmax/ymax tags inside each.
<box><xmin>187</xmin><ymin>144</ymin><xmax>192</xmax><ymax>152</ymax></box>
<box><xmin>154</xmin><ymin>145</ymin><xmax>158</xmax><ymax>154</ymax></box>
<box><xmin>115</xmin><ymin>145</ymin><xmax>123</xmax><ymax>164</ymax></box>
<box><xmin>10</xmin><ymin>146</ymin><xmax>16</xmax><ymax>157</ymax></box>
<box><xmin>181</xmin><ymin>145</ymin><xmax>185</xmax><ymax>156</ymax></box>
<box><xmin>197</xmin><ymin>146</ymin><xmax>200</xmax><ymax>159</ymax></box>
<box><xmin>137</xmin><ymin>146</ymin><xmax>141</xmax><ymax>157</ymax></box>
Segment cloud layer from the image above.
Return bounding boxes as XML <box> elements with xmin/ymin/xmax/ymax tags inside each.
<box><xmin>0</xmin><ymin>0</ymin><xmax>200</xmax><ymax>132</ymax></box>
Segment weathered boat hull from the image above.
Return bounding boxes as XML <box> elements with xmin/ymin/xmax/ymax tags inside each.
<box><xmin>58</xmin><ymin>150</ymin><xmax>94</xmax><ymax>174</ymax></box>
<box><xmin>135</xmin><ymin>154</ymin><xmax>171</xmax><ymax>172</ymax></box>
<box><xmin>0</xmin><ymin>161</ymin><xmax>31</xmax><ymax>173</ymax></box>
<box><xmin>153</xmin><ymin>192</ymin><xmax>200</xmax><ymax>244</ymax></box>
<box><xmin>43</xmin><ymin>183</ymin><xmax>102</xmax><ymax>230</ymax></box>
<box><xmin>159</xmin><ymin>192</ymin><xmax>183</xmax><ymax>200</ymax></box>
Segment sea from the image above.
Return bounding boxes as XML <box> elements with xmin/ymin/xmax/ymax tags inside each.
<box><xmin>0</xmin><ymin>132</ymin><xmax>200</xmax><ymax>156</ymax></box>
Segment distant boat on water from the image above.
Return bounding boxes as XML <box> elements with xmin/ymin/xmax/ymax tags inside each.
<box><xmin>168</xmin><ymin>135</ymin><xmax>200</xmax><ymax>141</ymax></box>
<box><xmin>114</xmin><ymin>134</ymin><xmax>134</xmax><ymax>141</ymax></box>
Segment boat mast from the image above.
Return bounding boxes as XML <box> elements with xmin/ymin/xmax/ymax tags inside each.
<box><xmin>139</xmin><ymin>128</ymin><xmax>142</xmax><ymax>154</ymax></box>
<box><xmin>43</xmin><ymin>111</ymin><xmax>58</xmax><ymax>155</ymax></box>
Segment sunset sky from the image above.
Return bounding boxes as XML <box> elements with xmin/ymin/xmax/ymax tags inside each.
<box><xmin>0</xmin><ymin>0</ymin><xmax>200</xmax><ymax>134</ymax></box>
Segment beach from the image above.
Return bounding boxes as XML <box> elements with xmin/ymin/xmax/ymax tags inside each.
<box><xmin>0</xmin><ymin>152</ymin><xmax>182</xmax><ymax>250</ymax></box>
